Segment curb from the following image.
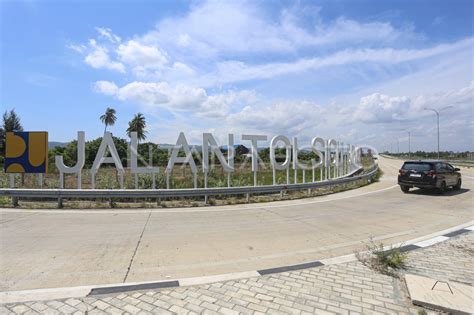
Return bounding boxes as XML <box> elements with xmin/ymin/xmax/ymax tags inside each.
<box><xmin>1</xmin><ymin>221</ymin><xmax>473</xmax><ymax>304</ymax></box>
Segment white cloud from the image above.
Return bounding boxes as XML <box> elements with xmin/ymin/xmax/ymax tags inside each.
<box><xmin>93</xmin><ymin>80</ymin><xmax>259</xmax><ymax>119</ymax></box>
<box><xmin>83</xmin><ymin>39</ymin><xmax>125</xmax><ymax>73</ymax></box>
<box><xmin>68</xmin><ymin>4</ymin><xmax>471</xmax><ymax>87</ymax></box>
<box><xmin>350</xmin><ymin>82</ymin><xmax>474</xmax><ymax>125</ymax></box>
<box><xmin>177</xmin><ymin>34</ymin><xmax>191</xmax><ymax>47</ymax></box>
<box><xmin>67</xmin><ymin>43</ymin><xmax>87</xmax><ymax>53</ymax></box>
<box><xmin>200</xmin><ymin>38</ymin><xmax>473</xmax><ymax>86</ymax></box>
<box><xmin>143</xmin><ymin>0</ymin><xmax>420</xmax><ymax>60</ymax></box>
<box><xmin>93</xmin><ymin>80</ymin><xmax>118</xmax><ymax>95</ymax></box>
<box><xmin>200</xmin><ymin>90</ymin><xmax>257</xmax><ymax>118</ymax></box>
<box><xmin>228</xmin><ymin>101</ymin><xmax>326</xmax><ymax>137</ymax></box>
<box><xmin>172</xmin><ymin>62</ymin><xmax>194</xmax><ymax>75</ymax></box>
<box><xmin>95</xmin><ymin>27</ymin><xmax>121</xmax><ymax>43</ymax></box>
<box><xmin>354</xmin><ymin>93</ymin><xmax>411</xmax><ymax>123</ymax></box>
<box><xmin>117</xmin><ymin>40</ymin><xmax>168</xmax><ymax>70</ymax></box>
<box><xmin>94</xmin><ymin>81</ymin><xmax>208</xmax><ymax>112</ymax></box>
<box><xmin>68</xmin><ymin>2</ymin><xmax>473</xmax><ymax>151</ymax></box>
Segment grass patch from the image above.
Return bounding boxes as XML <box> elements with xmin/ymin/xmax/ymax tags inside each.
<box><xmin>356</xmin><ymin>238</ymin><xmax>407</xmax><ymax>277</ymax></box>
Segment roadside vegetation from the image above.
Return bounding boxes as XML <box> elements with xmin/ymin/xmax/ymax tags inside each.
<box><xmin>382</xmin><ymin>151</ymin><xmax>473</xmax><ymax>161</ymax></box>
<box><xmin>0</xmin><ymin>107</ymin><xmax>380</xmax><ymax>208</ymax></box>
<box><xmin>356</xmin><ymin>238</ymin><xmax>408</xmax><ymax>277</ymax></box>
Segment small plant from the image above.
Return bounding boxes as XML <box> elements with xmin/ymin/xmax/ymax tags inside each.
<box><xmin>0</xmin><ymin>196</ymin><xmax>10</xmax><ymax>206</ymax></box>
<box><xmin>417</xmin><ymin>310</ymin><xmax>428</xmax><ymax>315</ymax></box>
<box><xmin>356</xmin><ymin>238</ymin><xmax>407</xmax><ymax>276</ymax></box>
<box><xmin>375</xmin><ymin>246</ymin><xmax>406</xmax><ymax>269</ymax></box>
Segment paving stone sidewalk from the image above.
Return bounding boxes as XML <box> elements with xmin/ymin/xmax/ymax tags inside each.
<box><xmin>2</xmin><ymin>232</ymin><xmax>472</xmax><ymax>315</ymax></box>
<box><xmin>404</xmin><ymin>232</ymin><xmax>474</xmax><ymax>285</ymax></box>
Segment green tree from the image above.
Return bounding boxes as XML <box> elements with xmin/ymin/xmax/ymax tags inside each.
<box><xmin>0</xmin><ymin>109</ymin><xmax>24</xmax><ymax>156</ymax></box>
<box><xmin>99</xmin><ymin>107</ymin><xmax>117</xmax><ymax>133</ymax></box>
<box><xmin>126</xmin><ymin>113</ymin><xmax>147</xmax><ymax>142</ymax></box>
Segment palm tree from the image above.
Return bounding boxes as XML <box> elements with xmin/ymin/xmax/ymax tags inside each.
<box><xmin>100</xmin><ymin>107</ymin><xmax>117</xmax><ymax>133</ymax></box>
<box><xmin>126</xmin><ymin>113</ymin><xmax>147</xmax><ymax>142</ymax></box>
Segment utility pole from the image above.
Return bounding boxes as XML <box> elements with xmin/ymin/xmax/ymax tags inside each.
<box><xmin>424</xmin><ymin>108</ymin><xmax>440</xmax><ymax>159</ymax></box>
<box><xmin>397</xmin><ymin>139</ymin><xmax>400</xmax><ymax>154</ymax></box>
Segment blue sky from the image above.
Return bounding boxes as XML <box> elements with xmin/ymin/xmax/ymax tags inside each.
<box><xmin>1</xmin><ymin>0</ymin><xmax>473</xmax><ymax>151</ymax></box>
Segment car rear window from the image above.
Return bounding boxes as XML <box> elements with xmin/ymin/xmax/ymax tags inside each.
<box><xmin>402</xmin><ymin>163</ymin><xmax>433</xmax><ymax>171</ymax></box>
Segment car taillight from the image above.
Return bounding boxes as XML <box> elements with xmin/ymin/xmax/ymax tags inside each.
<box><xmin>426</xmin><ymin>170</ymin><xmax>435</xmax><ymax>177</ymax></box>
<box><xmin>399</xmin><ymin>169</ymin><xmax>406</xmax><ymax>175</ymax></box>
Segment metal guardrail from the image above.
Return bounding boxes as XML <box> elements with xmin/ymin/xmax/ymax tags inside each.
<box><xmin>0</xmin><ymin>166</ymin><xmax>378</xmax><ymax>203</ymax></box>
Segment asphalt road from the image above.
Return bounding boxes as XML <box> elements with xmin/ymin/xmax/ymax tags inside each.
<box><xmin>1</xmin><ymin>157</ymin><xmax>473</xmax><ymax>291</ymax></box>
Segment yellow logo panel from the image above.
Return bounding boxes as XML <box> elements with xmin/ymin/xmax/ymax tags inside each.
<box><xmin>5</xmin><ymin>132</ymin><xmax>48</xmax><ymax>173</ymax></box>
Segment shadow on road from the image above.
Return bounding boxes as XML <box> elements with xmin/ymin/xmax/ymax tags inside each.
<box><xmin>408</xmin><ymin>188</ymin><xmax>470</xmax><ymax>196</ymax></box>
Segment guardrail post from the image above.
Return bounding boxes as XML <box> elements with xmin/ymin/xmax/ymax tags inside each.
<box><xmin>280</xmin><ymin>190</ymin><xmax>284</xmax><ymax>198</ymax></box>
<box><xmin>38</xmin><ymin>173</ymin><xmax>43</xmax><ymax>188</ymax></box>
<box><xmin>204</xmin><ymin>195</ymin><xmax>208</xmax><ymax>205</ymax></box>
<box><xmin>9</xmin><ymin>174</ymin><xmax>15</xmax><ymax>188</ymax></box>
<box><xmin>307</xmin><ymin>188</ymin><xmax>311</xmax><ymax>196</ymax></box>
<box><xmin>57</xmin><ymin>197</ymin><xmax>63</xmax><ymax>209</ymax></box>
<box><xmin>59</xmin><ymin>172</ymin><xmax>64</xmax><ymax>189</ymax></box>
<box><xmin>12</xmin><ymin>197</ymin><xmax>19</xmax><ymax>207</ymax></box>
<box><xmin>246</xmin><ymin>193</ymin><xmax>250</xmax><ymax>202</ymax></box>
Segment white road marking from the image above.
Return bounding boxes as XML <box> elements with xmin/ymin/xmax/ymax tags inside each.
<box><xmin>414</xmin><ymin>236</ymin><xmax>449</xmax><ymax>248</ymax></box>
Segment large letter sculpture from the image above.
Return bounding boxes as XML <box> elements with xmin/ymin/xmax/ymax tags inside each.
<box><xmin>242</xmin><ymin>134</ymin><xmax>267</xmax><ymax>186</ymax></box>
<box><xmin>55</xmin><ymin>131</ymin><xmax>85</xmax><ymax>188</ymax></box>
<box><xmin>91</xmin><ymin>132</ymin><xmax>124</xmax><ymax>189</ymax></box>
<box><xmin>166</xmin><ymin>132</ymin><xmax>197</xmax><ymax>188</ymax></box>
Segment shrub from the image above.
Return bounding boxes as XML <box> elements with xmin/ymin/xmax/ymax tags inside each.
<box><xmin>356</xmin><ymin>238</ymin><xmax>407</xmax><ymax>276</ymax></box>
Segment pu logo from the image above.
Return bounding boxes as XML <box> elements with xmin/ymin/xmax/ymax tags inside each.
<box><xmin>5</xmin><ymin>132</ymin><xmax>48</xmax><ymax>173</ymax></box>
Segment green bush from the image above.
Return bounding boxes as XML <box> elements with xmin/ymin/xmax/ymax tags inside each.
<box><xmin>356</xmin><ymin>238</ymin><xmax>408</xmax><ymax>276</ymax></box>
<box><xmin>375</xmin><ymin>247</ymin><xmax>407</xmax><ymax>269</ymax></box>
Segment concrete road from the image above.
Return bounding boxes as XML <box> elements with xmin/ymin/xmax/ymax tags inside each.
<box><xmin>1</xmin><ymin>157</ymin><xmax>473</xmax><ymax>291</ymax></box>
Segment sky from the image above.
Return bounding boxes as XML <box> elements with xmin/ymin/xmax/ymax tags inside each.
<box><xmin>1</xmin><ymin>0</ymin><xmax>473</xmax><ymax>152</ymax></box>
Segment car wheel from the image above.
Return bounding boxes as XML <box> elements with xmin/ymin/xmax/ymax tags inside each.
<box><xmin>438</xmin><ymin>181</ymin><xmax>447</xmax><ymax>194</ymax></box>
<box><xmin>400</xmin><ymin>185</ymin><xmax>410</xmax><ymax>193</ymax></box>
<box><xmin>454</xmin><ymin>178</ymin><xmax>462</xmax><ymax>190</ymax></box>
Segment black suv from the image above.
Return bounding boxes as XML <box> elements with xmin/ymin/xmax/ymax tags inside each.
<box><xmin>398</xmin><ymin>160</ymin><xmax>461</xmax><ymax>193</ymax></box>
